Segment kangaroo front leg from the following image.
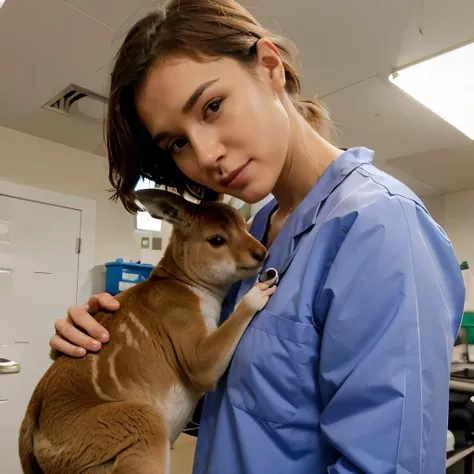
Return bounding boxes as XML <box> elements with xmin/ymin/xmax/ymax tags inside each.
<box><xmin>179</xmin><ymin>279</ymin><xmax>277</xmax><ymax>391</ymax></box>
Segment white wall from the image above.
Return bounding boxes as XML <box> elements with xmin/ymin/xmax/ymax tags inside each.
<box><xmin>423</xmin><ymin>190</ymin><xmax>474</xmax><ymax>267</ymax></box>
<box><xmin>0</xmin><ymin>125</ymin><xmax>140</xmax><ymax>266</ymax></box>
<box><xmin>445</xmin><ymin>190</ymin><xmax>474</xmax><ymax>267</ymax></box>
<box><xmin>422</xmin><ymin>194</ymin><xmax>446</xmax><ymax>229</ymax></box>
<box><xmin>250</xmin><ymin>193</ymin><xmax>274</xmax><ymax>216</ymax></box>
<box><xmin>138</xmin><ymin>221</ymin><xmax>173</xmax><ymax>265</ymax></box>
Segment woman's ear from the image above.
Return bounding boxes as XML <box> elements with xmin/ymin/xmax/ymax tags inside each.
<box><xmin>255</xmin><ymin>38</ymin><xmax>286</xmax><ymax>92</ymax></box>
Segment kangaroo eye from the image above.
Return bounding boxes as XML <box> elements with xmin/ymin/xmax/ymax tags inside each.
<box><xmin>207</xmin><ymin>235</ymin><xmax>226</xmax><ymax>247</ymax></box>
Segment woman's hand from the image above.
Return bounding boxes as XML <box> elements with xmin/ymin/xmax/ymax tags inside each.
<box><xmin>50</xmin><ymin>293</ymin><xmax>119</xmax><ymax>357</ymax></box>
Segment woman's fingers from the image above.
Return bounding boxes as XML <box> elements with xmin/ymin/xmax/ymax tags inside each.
<box><xmin>49</xmin><ymin>293</ymin><xmax>119</xmax><ymax>357</ymax></box>
<box><xmin>49</xmin><ymin>334</ymin><xmax>87</xmax><ymax>358</ymax></box>
<box><xmin>55</xmin><ymin>315</ymin><xmax>104</xmax><ymax>352</ymax></box>
<box><xmin>87</xmin><ymin>293</ymin><xmax>120</xmax><ymax>314</ymax></box>
<box><xmin>255</xmin><ymin>276</ymin><xmax>278</xmax><ymax>291</ymax></box>
<box><xmin>67</xmin><ymin>304</ymin><xmax>109</xmax><ymax>343</ymax></box>
<box><xmin>264</xmin><ymin>285</ymin><xmax>278</xmax><ymax>296</ymax></box>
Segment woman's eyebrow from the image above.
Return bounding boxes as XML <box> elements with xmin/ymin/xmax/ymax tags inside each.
<box><xmin>153</xmin><ymin>78</ymin><xmax>220</xmax><ymax>142</ymax></box>
<box><xmin>182</xmin><ymin>78</ymin><xmax>219</xmax><ymax>114</ymax></box>
<box><xmin>153</xmin><ymin>131</ymin><xmax>171</xmax><ymax>143</ymax></box>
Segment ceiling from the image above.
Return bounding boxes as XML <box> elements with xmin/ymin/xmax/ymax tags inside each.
<box><xmin>0</xmin><ymin>0</ymin><xmax>473</xmax><ymax>197</ymax></box>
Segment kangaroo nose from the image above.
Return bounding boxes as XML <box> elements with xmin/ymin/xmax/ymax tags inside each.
<box><xmin>252</xmin><ymin>247</ymin><xmax>267</xmax><ymax>263</ymax></box>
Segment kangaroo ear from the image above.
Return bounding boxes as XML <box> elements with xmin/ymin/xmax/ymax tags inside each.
<box><xmin>246</xmin><ymin>216</ymin><xmax>254</xmax><ymax>231</ymax></box>
<box><xmin>135</xmin><ymin>189</ymin><xmax>196</xmax><ymax>227</ymax></box>
<box><xmin>220</xmin><ymin>194</ymin><xmax>246</xmax><ymax>210</ymax></box>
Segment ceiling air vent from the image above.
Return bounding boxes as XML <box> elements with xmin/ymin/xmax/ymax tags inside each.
<box><xmin>43</xmin><ymin>84</ymin><xmax>108</xmax><ymax>123</ymax></box>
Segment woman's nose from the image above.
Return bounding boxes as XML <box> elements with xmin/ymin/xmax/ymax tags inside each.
<box><xmin>192</xmin><ymin>134</ymin><xmax>226</xmax><ymax>171</ymax></box>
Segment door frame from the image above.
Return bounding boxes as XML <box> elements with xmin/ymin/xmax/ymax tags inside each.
<box><xmin>0</xmin><ymin>180</ymin><xmax>96</xmax><ymax>304</ymax></box>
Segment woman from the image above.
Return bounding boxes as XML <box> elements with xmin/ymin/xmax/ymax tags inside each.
<box><xmin>50</xmin><ymin>1</ymin><xmax>464</xmax><ymax>472</ymax></box>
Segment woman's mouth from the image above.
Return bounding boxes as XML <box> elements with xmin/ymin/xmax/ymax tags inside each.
<box><xmin>220</xmin><ymin>162</ymin><xmax>250</xmax><ymax>189</ymax></box>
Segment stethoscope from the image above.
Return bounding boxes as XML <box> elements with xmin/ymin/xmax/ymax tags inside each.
<box><xmin>257</xmin><ymin>248</ymin><xmax>298</xmax><ymax>286</ymax></box>
<box><xmin>258</xmin><ymin>267</ymin><xmax>279</xmax><ymax>285</ymax></box>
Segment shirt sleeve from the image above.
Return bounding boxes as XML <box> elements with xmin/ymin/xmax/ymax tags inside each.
<box><xmin>315</xmin><ymin>196</ymin><xmax>463</xmax><ymax>474</ymax></box>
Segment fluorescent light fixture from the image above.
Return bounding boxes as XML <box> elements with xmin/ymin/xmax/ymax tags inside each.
<box><xmin>389</xmin><ymin>41</ymin><xmax>474</xmax><ymax>140</ymax></box>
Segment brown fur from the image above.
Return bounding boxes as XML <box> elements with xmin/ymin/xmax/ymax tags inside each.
<box><xmin>19</xmin><ymin>190</ymin><xmax>270</xmax><ymax>474</ymax></box>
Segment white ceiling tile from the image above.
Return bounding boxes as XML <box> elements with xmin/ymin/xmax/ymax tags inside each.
<box><xmin>395</xmin><ymin>0</ymin><xmax>474</xmax><ymax>68</ymax></box>
<box><xmin>95</xmin><ymin>141</ymin><xmax>108</xmax><ymax>157</ymax></box>
<box><xmin>0</xmin><ymin>0</ymin><xmax>115</xmax><ymax>123</ymax></box>
<box><xmin>242</xmin><ymin>0</ymin><xmax>414</xmax><ymax>98</ymax></box>
<box><xmin>94</xmin><ymin>1</ymin><xmax>163</xmax><ymax>94</ymax></box>
<box><xmin>62</xmin><ymin>0</ymin><xmax>150</xmax><ymax>31</ymax></box>
<box><xmin>387</xmin><ymin>147</ymin><xmax>474</xmax><ymax>194</ymax></box>
<box><xmin>10</xmin><ymin>108</ymin><xmax>104</xmax><ymax>155</ymax></box>
<box><xmin>375</xmin><ymin>161</ymin><xmax>442</xmax><ymax>198</ymax></box>
<box><xmin>0</xmin><ymin>0</ymin><xmax>473</xmax><ymax>177</ymax></box>
<box><xmin>324</xmin><ymin>75</ymin><xmax>470</xmax><ymax>161</ymax></box>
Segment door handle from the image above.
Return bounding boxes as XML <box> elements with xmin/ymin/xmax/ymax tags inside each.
<box><xmin>0</xmin><ymin>358</ymin><xmax>20</xmax><ymax>374</ymax></box>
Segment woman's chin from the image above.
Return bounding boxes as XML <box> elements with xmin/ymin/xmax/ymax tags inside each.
<box><xmin>229</xmin><ymin>186</ymin><xmax>273</xmax><ymax>206</ymax></box>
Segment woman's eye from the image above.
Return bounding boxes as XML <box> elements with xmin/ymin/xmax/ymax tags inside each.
<box><xmin>170</xmin><ymin>138</ymin><xmax>188</xmax><ymax>154</ymax></box>
<box><xmin>204</xmin><ymin>98</ymin><xmax>223</xmax><ymax>119</ymax></box>
<box><xmin>207</xmin><ymin>235</ymin><xmax>226</xmax><ymax>247</ymax></box>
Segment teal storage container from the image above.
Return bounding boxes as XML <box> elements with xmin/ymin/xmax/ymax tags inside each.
<box><xmin>461</xmin><ymin>312</ymin><xmax>474</xmax><ymax>344</ymax></box>
<box><xmin>105</xmin><ymin>258</ymin><xmax>154</xmax><ymax>295</ymax></box>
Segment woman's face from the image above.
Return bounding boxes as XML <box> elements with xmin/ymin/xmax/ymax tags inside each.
<box><xmin>135</xmin><ymin>42</ymin><xmax>291</xmax><ymax>204</ymax></box>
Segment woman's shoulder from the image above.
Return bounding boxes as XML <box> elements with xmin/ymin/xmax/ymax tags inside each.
<box><xmin>324</xmin><ymin>162</ymin><xmax>430</xmax><ymax>227</ymax></box>
<box><xmin>313</xmin><ymin>164</ymin><xmax>446</xmax><ymax>259</ymax></box>
<box><xmin>356</xmin><ymin>163</ymin><xmax>427</xmax><ymax>208</ymax></box>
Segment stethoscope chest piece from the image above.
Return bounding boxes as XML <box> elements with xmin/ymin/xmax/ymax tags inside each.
<box><xmin>258</xmin><ymin>267</ymin><xmax>279</xmax><ymax>285</ymax></box>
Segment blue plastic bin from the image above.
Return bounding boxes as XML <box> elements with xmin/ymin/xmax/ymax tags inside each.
<box><xmin>105</xmin><ymin>258</ymin><xmax>154</xmax><ymax>295</ymax></box>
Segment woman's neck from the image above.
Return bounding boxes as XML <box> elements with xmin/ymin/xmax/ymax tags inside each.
<box><xmin>271</xmin><ymin>110</ymin><xmax>343</xmax><ymax>215</ymax></box>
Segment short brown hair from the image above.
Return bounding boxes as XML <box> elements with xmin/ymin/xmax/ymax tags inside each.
<box><xmin>107</xmin><ymin>0</ymin><xmax>331</xmax><ymax>213</ymax></box>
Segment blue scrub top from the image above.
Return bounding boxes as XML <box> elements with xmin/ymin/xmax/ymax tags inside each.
<box><xmin>192</xmin><ymin>147</ymin><xmax>465</xmax><ymax>474</ymax></box>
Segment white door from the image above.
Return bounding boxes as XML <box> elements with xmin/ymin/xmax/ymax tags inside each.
<box><xmin>0</xmin><ymin>195</ymin><xmax>81</xmax><ymax>474</ymax></box>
